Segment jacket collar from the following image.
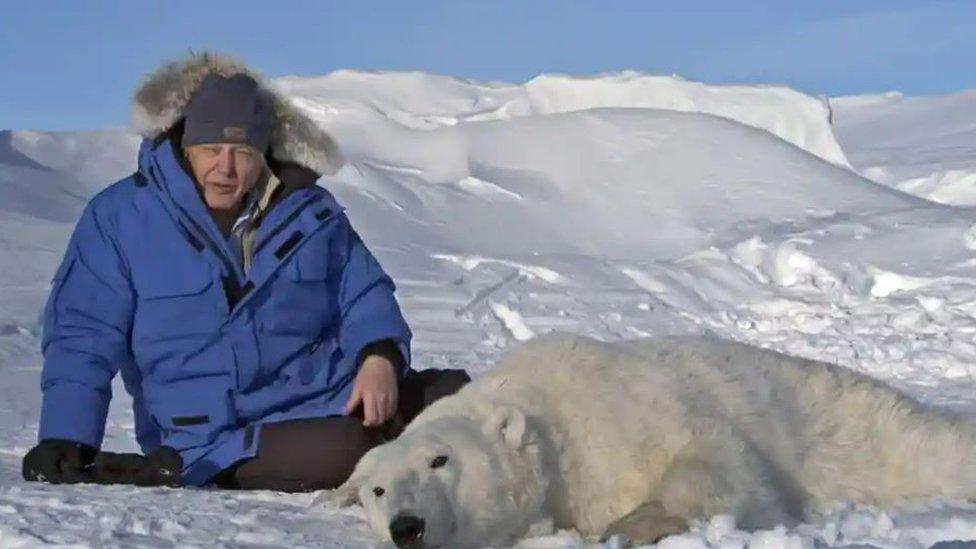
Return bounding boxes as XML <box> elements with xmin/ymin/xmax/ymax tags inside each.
<box><xmin>138</xmin><ymin>136</ymin><xmax>242</xmax><ymax>276</ymax></box>
<box><xmin>136</xmin><ymin>134</ymin><xmax>343</xmax><ymax>284</ymax></box>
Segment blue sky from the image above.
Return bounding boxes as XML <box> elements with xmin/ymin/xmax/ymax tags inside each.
<box><xmin>2</xmin><ymin>0</ymin><xmax>973</xmax><ymax>131</ymax></box>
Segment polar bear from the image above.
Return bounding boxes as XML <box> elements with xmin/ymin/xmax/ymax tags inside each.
<box><xmin>315</xmin><ymin>334</ymin><xmax>976</xmax><ymax>547</ymax></box>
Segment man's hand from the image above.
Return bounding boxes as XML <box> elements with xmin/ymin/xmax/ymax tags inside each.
<box><xmin>22</xmin><ymin>439</ymin><xmax>97</xmax><ymax>484</ymax></box>
<box><xmin>344</xmin><ymin>354</ymin><xmax>399</xmax><ymax>427</ymax></box>
<box><xmin>91</xmin><ymin>446</ymin><xmax>182</xmax><ymax>487</ymax></box>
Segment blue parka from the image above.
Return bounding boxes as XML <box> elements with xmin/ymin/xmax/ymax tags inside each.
<box><xmin>38</xmin><ymin>135</ymin><xmax>412</xmax><ymax>485</ymax></box>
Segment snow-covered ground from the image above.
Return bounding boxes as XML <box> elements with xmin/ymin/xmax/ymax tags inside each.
<box><xmin>2</xmin><ymin>71</ymin><xmax>976</xmax><ymax>548</ymax></box>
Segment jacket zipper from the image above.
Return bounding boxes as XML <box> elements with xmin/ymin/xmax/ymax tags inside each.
<box><xmin>145</xmin><ymin>161</ymin><xmax>243</xmax><ymax>283</ymax></box>
<box><xmin>224</xmin><ymin>202</ymin><xmax>340</xmax><ymax>320</ymax></box>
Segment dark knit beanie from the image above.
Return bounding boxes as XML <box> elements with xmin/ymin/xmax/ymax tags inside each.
<box><xmin>182</xmin><ymin>73</ymin><xmax>272</xmax><ymax>151</ymax></box>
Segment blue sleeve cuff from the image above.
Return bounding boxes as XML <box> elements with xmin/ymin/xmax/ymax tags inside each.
<box><xmin>38</xmin><ymin>380</ymin><xmax>111</xmax><ymax>448</ymax></box>
<box><xmin>342</xmin><ymin>317</ymin><xmax>412</xmax><ymax>379</ymax></box>
<box><xmin>355</xmin><ymin>338</ymin><xmax>412</xmax><ymax>377</ymax></box>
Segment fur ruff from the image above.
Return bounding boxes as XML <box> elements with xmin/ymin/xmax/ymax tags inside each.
<box><xmin>130</xmin><ymin>51</ymin><xmax>342</xmax><ymax>175</ymax></box>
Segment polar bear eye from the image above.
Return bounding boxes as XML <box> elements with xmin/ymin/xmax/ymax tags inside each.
<box><xmin>430</xmin><ymin>455</ymin><xmax>449</xmax><ymax>469</ymax></box>
<box><xmin>373</xmin><ymin>486</ymin><xmax>385</xmax><ymax>497</ymax></box>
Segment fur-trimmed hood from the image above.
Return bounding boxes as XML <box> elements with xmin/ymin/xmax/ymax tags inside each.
<box><xmin>130</xmin><ymin>51</ymin><xmax>342</xmax><ymax>175</ymax></box>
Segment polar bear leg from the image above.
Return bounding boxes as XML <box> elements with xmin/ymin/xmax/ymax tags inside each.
<box><xmin>606</xmin><ymin>436</ymin><xmax>798</xmax><ymax>543</ymax></box>
<box><xmin>662</xmin><ymin>434</ymin><xmax>800</xmax><ymax>528</ymax></box>
<box><xmin>602</xmin><ymin>459</ymin><xmax>723</xmax><ymax>544</ymax></box>
<box><xmin>602</xmin><ymin>500</ymin><xmax>688</xmax><ymax>544</ymax></box>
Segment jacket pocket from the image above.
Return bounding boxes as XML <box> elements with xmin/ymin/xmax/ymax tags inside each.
<box><xmin>144</xmin><ymin>378</ymin><xmax>237</xmax><ymax>451</ymax></box>
<box><xmin>280</xmin><ymin>236</ymin><xmax>331</xmax><ymax>282</ymax></box>
<box><xmin>133</xmin><ymin>267</ymin><xmax>220</xmax><ymax>342</ymax></box>
<box><xmin>138</xmin><ymin>267</ymin><xmax>214</xmax><ymax>299</ymax></box>
<box><xmin>264</xmin><ymin>246</ymin><xmax>336</xmax><ymax>337</ymax></box>
<box><xmin>294</xmin><ymin>333</ymin><xmax>338</xmax><ymax>385</ymax></box>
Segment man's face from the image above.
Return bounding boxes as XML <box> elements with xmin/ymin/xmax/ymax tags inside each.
<box><xmin>184</xmin><ymin>143</ymin><xmax>265</xmax><ymax>212</ymax></box>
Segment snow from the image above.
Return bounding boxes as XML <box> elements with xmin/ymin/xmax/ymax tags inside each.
<box><xmin>895</xmin><ymin>170</ymin><xmax>976</xmax><ymax>207</ymax></box>
<box><xmin>2</xmin><ymin>69</ymin><xmax>976</xmax><ymax>547</ymax></box>
<box><xmin>832</xmin><ymin>91</ymin><xmax>976</xmax><ymax>206</ymax></box>
<box><xmin>276</xmin><ymin>70</ymin><xmax>849</xmax><ymax>167</ymax></box>
<box><xmin>6</xmin><ymin>128</ymin><xmax>140</xmax><ymax>193</ymax></box>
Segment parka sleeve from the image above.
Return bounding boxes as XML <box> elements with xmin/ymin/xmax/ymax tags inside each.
<box><xmin>38</xmin><ymin>201</ymin><xmax>136</xmax><ymax>448</ymax></box>
<box><xmin>334</xmin><ymin>213</ymin><xmax>412</xmax><ymax>375</ymax></box>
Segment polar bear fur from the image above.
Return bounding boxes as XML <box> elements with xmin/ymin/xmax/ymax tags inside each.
<box><xmin>317</xmin><ymin>334</ymin><xmax>976</xmax><ymax>547</ymax></box>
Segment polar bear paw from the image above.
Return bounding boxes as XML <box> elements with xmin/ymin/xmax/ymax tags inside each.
<box><xmin>603</xmin><ymin>501</ymin><xmax>689</xmax><ymax>545</ymax></box>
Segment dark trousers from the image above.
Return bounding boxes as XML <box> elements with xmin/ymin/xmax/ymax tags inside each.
<box><xmin>212</xmin><ymin>368</ymin><xmax>470</xmax><ymax>492</ymax></box>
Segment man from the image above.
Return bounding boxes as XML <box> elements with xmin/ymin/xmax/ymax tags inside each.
<box><xmin>22</xmin><ymin>52</ymin><xmax>468</xmax><ymax>491</ymax></box>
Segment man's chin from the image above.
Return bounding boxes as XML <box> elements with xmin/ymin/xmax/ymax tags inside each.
<box><xmin>205</xmin><ymin>195</ymin><xmax>243</xmax><ymax>212</ymax></box>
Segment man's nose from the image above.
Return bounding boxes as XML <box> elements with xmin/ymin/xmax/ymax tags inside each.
<box><xmin>389</xmin><ymin>514</ymin><xmax>425</xmax><ymax>548</ymax></box>
<box><xmin>215</xmin><ymin>148</ymin><xmax>236</xmax><ymax>175</ymax></box>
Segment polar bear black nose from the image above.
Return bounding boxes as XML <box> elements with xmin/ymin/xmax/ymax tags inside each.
<box><xmin>390</xmin><ymin>514</ymin><xmax>426</xmax><ymax>547</ymax></box>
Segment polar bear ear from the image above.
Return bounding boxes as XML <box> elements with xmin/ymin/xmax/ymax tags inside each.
<box><xmin>484</xmin><ymin>405</ymin><xmax>529</xmax><ymax>450</ymax></box>
<box><xmin>310</xmin><ymin>477</ymin><xmax>361</xmax><ymax>508</ymax></box>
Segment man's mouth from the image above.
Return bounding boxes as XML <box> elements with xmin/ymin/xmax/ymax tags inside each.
<box><xmin>211</xmin><ymin>182</ymin><xmax>238</xmax><ymax>192</ymax></box>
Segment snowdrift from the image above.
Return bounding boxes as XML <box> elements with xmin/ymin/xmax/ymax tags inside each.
<box><xmin>277</xmin><ymin>70</ymin><xmax>849</xmax><ymax>166</ymax></box>
<box><xmin>833</xmin><ymin>91</ymin><xmax>976</xmax><ymax>205</ymax></box>
<box><xmin>320</xmin><ymin>107</ymin><xmax>916</xmax><ymax>260</ymax></box>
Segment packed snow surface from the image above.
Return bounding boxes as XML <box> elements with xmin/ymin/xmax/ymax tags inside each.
<box><xmin>2</xmin><ymin>70</ymin><xmax>976</xmax><ymax>547</ymax></box>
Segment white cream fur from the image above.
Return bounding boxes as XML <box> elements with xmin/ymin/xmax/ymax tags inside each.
<box><xmin>321</xmin><ymin>333</ymin><xmax>976</xmax><ymax>546</ymax></box>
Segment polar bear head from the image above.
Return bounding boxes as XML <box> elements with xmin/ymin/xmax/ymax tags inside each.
<box><xmin>315</xmin><ymin>404</ymin><xmax>549</xmax><ymax>548</ymax></box>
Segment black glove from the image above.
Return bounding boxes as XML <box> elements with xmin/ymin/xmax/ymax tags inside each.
<box><xmin>22</xmin><ymin>439</ymin><xmax>97</xmax><ymax>484</ymax></box>
<box><xmin>141</xmin><ymin>446</ymin><xmax>182</xmax><ymax>487</ymax></box>
<box><xmin>91</xmin><ymin>446</ymin><xmax>183</xmax><ymax>487</ymax></box>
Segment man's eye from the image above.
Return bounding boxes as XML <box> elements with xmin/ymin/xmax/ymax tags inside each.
<box><xmin>430</xmin><ymin>455</ymin><xmax>448</xmax><ymax>469</ymax></box>
<box><xmin>373</xmin><ymin>486</ymin><xmax>385</xmax><ymax>497</ymax></box>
